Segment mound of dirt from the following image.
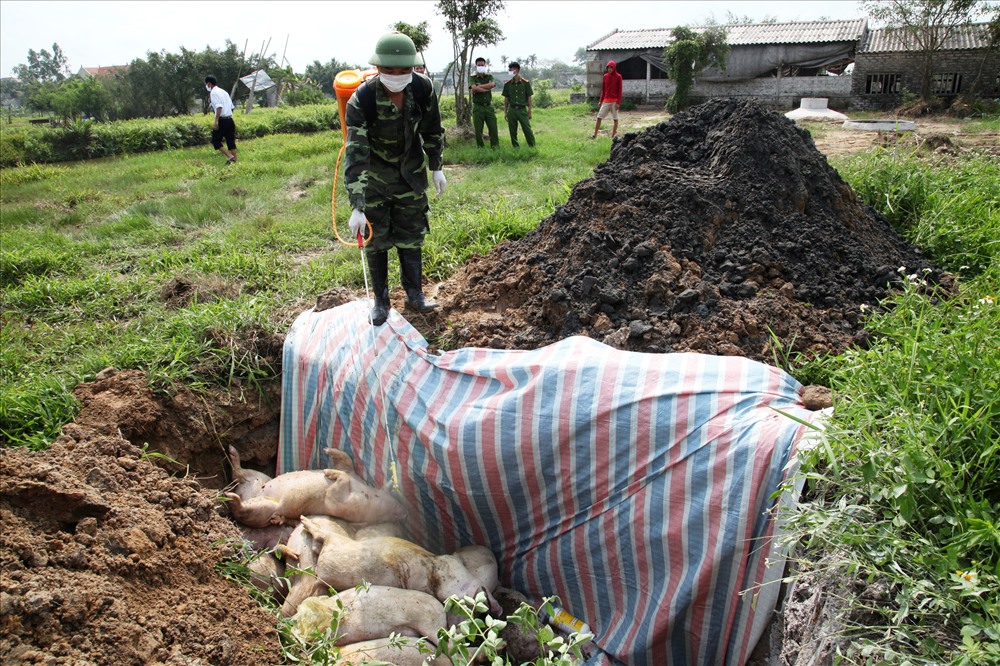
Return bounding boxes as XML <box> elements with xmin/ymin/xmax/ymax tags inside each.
<box><xmin>437</xmin><ymin>98</ymin><xmax>946</xmax><ymax>362</ymax></box>
<box><xmin>0</xmin><ymin>428</ymin><xmax>283</xmax><ymax>665</ymax></box>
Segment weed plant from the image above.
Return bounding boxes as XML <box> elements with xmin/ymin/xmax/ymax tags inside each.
<box><xmin>781</xmin><ymin>150</ymin><xmax>1000</xmax><ymax>664</ymax></box>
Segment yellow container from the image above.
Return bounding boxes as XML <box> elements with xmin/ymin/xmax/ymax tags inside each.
<box><xmin>333</xmin><ymin>68</ymin><xmax>377</xmax><ymax>140</ymax></box>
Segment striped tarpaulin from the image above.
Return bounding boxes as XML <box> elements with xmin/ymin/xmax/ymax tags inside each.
<box><xmin>278</xmin><ymin>301</ymin><xmax>819</xmax><ymax>666</ymax></box>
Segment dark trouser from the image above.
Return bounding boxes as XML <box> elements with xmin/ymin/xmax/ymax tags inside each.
<box><xmin>211</xmin><ymin>116</ymin><xmax>237</xmax><ymax>150</ymax></box>
<box><xmin>506</xmin><ymin>107</ymin><xmax>535</xmax><ymax>147</ymax></box>
<box><xmin>361</xmin><ymin>194</ymin><xmax>430</xmax><ymax>254</ymax></box>
<box><xmin>361</xmin><ymin>188</ymin><xmax>435</xmax><ymax>322</ymax></box>
<box><xmin>473</xmin><ymin>104</ymin><xmax>499</xmax><ymax>148</ymax></box>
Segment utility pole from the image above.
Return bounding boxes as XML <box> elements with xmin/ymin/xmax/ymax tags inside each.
<box><xmin>230</xmin><ymin>39</ymin><xmax>248</xmax><ymax>100</ymax></box>
<box><xmin>245</xmin><ymin>37</ymin><xmax>271</xmax><ymax>115</ymax></box>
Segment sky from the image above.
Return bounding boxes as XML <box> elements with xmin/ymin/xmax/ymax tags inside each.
<box><xmin>0</xmin><ymin>1</ymin><xmax>867</xmax><ymax>77</ymax></box>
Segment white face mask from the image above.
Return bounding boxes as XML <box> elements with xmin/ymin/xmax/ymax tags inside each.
<box><xmin>205</xmin><ymin>85</ymin><xmax>212</xmax><ymax>92</ymax></box>
<box><xmin>476</xmin><ymin>66</ymin><xmax>486</xmax><ymax>74</ymax></box>
<box><xmin>379</xmin><ymin>72</ymin><xmax>412</xmax><ymax>93</ymax></box>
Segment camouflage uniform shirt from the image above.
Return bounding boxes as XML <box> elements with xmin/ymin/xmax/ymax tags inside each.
<box><xmin>344</xmin><ymin>74</ymin><xmax>445</xmax><ymax>211</ymax></box>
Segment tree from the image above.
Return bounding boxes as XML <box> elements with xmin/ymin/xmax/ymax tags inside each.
<box><xmin>392</xmin><ymin>20</ymin><xmax>432</xmax><ymax>68</ymax></box>
<box><xmin>663</xmin><ymin>25</ymin><xmax>730</xmax><ymax>112</ymax></box>
<box><xmin>437</xmin><ymin>0</ymin><xmax>505</xmax><ymax>127</ymax></box>
<box><xmin>304</xmin><ymin>57</ymin><xmax>358</xmax><ymax>97</ymax></box>
<box><xmin>862</xmin><ymin>0</ymin><xmax>994</xmax><ymax>102</ymax></box>
<box><xmin>573</xmin><ymin>47</ymin><xmax>587</xmax><ymax>66</ymax></box>
<box><xmin>725</xmin><ymin>11</ymin><xmax>777</xmax><ymax>24</ymax></box>
<box><xmin>12</xmin><ymin>43</ymin><xmax>70</xmax><ymax>83</ymax></box>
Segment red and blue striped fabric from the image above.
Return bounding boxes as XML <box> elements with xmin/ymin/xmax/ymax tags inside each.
<box><xmin>278</xmin><ymin>301</ymin><xmax>819</xmax><ymax>666</ymax></box>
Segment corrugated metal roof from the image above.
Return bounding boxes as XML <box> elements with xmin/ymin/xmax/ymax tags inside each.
<box><xmin>587</xmin><ymin>19</ymin><xmax>868</xmax><ymax>51</ymax></box>
<box><xmin>861</xmin><ymin>22</ymin><xmax>993</xmax><ymax>53</ymax></box>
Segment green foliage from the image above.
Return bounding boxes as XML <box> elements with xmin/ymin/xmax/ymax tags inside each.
<box><xmin>787</xmin><ymin>266</ymin><xmax>1000</xmax><ymax>663</ymax></box>
<box><xmin>12</xmin><ymin>43</ymin><xmax>70</xmax><ymax>84</ymax></box>
<box><xmin>533</xmin><ymin>79</ymin><xmax>554</xmax><ymax>109</ymax></box>
<box><xmin>436</xmin><ymin>0</ymin><xmax>506</xmax><ymax>127</ymax></box>
<box><xmin>663</xmin><ymin>25</ymin><xmax>730</xmax><ymax>112</ymax></box>
<box><xmin>0</xmin><ymin>105</ymin><xmax>339</xmax><ymax>166</ymax></box>
<box><xmin>834</xmin><ymin>151</ymin><xmax>999</xmax><ymax>275</ymax></box>
<box><xmin>303</xmin><ymin>57</ymin><xmax>359</xmax><ymax>98</ymax></box>
<box><xmin>437</xmin><ymin>593</ymin><xmax>592</xmax><ymax>665</ymax></box>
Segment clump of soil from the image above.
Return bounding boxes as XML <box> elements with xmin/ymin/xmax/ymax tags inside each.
<box><xmin>437</xmin><ymin>98</ymin><xmax>946</xmax><ymax>362</ymax></box>
<box><xmin>0</xmin><ymin>428</ymin><xmax>283</xmax><ymax>665</ymax></box>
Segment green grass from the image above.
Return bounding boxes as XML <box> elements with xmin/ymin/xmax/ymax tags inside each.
<box><xmin>783</xmin><ymin>149</ymin><xmax>1000</xmax><ymax>664</ymax></box>
<box><xmin>0</xmin><ymin>102</ymin><xmax>611</xmax><ymax>447</ymax></box>
<box><xmin>2</xmin><ymin>103</ymin><xmax>999</xmax><ymax>663</ymax></box>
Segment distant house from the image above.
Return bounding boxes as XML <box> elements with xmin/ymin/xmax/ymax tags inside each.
<box><xmin>586</xmin><ymin>19</ymin><xmax>1000</xmax><ymax>110</ymax></box>
<box><xmin>852</xmin><ymin>22</ymin><xmax>1000</xmax><ymax>109</ymax></box>
<box><xmin>77</xmin><ymin>65</ymin><xmax>129</xmax><ymax>78</ymax></box>
<box><xmin>585</xmin><ymin>20</ymin><xmax>867</xmax><ymax>109</ymax></box>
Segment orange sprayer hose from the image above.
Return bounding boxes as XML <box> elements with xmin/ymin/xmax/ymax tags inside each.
<box><xmin>332</xmin><ymin>142</ymin><xmax>372</xmax><ymax>247</ymax></box>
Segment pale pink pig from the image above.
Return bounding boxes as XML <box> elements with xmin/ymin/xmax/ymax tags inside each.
<box><xmin>224</xmin><ymin>448</ymin><xmax>407</xmax><ymax>528</ymax></box>
<box><xmin>336</xmin><ymin>637</ymin><xmax>452</xmax><ymax>665</ymax></box>
<box><xmin>291</xmin><ymin>585</ymin><xmax>447</xmax><ymax>646</ymax></box>
<box><xmin>227</xmin><ymin>445</ymin><xmax>272</xmax><ymax>502</ymax></box>
<box><xmin>281</xmin><ymin>517</ymin><xmax>495</xmax><ymax>616</ymax></box>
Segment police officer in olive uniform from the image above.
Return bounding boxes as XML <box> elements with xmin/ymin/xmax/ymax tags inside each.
<box><xmin>469</xmin><ymin>57</ymin><xmax>499</xmax><ymax>149</ymax></box>
<box><xmin>502</xmin><ymin>61</ymin><xmax>535</xmax><ymax>148</ymax></box>
<box><xmin>344</xmin><ymin>33</ymin><xmax>447</xmax><ymax>326</ymax></box>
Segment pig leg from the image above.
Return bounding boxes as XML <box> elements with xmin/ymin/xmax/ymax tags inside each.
<box><xmin>247</xmin><ymin>550</ymin><xmax>288</xmax><ymax>600</ymax></box>
<box><xmin>223</xmin><ymin>492</ymin><xmax>280</xmax><ymax>528</ymax></box>
<box><xmin>280</xmin><ymin>528</ymin><xmax>336</xmax><ymax>617</ymax></box>
<box><xmin>227</xmin><ymin>445</ymin><xmax>271</xmax><ymax>501</ymax></box>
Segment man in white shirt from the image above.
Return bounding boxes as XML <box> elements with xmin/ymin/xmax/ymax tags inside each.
<box><xmin>205</xmin><ymin>75</ymin><xmax>237</xmax><ymax>165</ymax></box>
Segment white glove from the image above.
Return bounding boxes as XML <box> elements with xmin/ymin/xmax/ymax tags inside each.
<box><xmin>432</xmin><ymin>170</ymin><xmax>447</xmax><ymax>196</ymax></box>
<box><xmin>348</xmin><ymin>209</ymin><xmax>367</xmax><ymax>236</ymax></box>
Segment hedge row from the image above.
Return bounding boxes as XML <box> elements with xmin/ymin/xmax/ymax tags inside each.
<box><xmin>0</xmin><ymin>105</ymin><xmax>340</xmax><ymax>167</ymax></box>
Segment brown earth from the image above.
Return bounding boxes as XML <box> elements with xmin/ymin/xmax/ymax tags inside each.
<box><xmin>1</xmin><ymin>100</ymin><xmax>975</xmax><ymax>665</ymax></box>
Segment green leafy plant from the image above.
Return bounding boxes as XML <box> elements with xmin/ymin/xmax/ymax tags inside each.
<box><xmin>437</xmin><ymin>592</ymin><xmax>592</xmax><ymax>666</ymax></box>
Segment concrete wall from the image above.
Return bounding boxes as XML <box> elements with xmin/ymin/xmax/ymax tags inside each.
<box><xmin>621</xmin><ymin>76</ymin><xmax>853</xmax><ymax>110</ymax></box>
<box><xmin>851</xmin><ymin>49</ymin><xmax>1000</xmax><ymax>110</ymax></box>
<box><xmin>588</xmin><ymin>45</ymin><xmax>999</xmax><ymax>111</ymax></box>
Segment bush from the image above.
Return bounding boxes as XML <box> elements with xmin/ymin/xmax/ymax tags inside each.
<box><xmin>0</xmin><ymin>105</ymin><xmax>340</xmax><ymax>167</ymax></box>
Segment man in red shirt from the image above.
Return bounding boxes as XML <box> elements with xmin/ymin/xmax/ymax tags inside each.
<box><xmin>591</xmin><ymin>61</ymin><xmax>623</xmax><ymax>139</ymax></box>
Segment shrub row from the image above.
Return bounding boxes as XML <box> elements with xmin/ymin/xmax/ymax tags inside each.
<box><xmin>0</xmin><ymin>105</ymin><xmax>340</xmax><ymax>167</ymax></box>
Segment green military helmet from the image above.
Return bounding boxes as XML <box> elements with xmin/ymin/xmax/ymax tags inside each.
<box><xmin>370</xmin><ymin>32</ymin><xmax>420</xmax><ymax>68</ymax></box>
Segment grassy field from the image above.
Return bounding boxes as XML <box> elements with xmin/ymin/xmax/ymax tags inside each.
<box><xmin>1</xmin><ymin>101</ymin><xmax>998</xmax><ymax>663</ymax></box>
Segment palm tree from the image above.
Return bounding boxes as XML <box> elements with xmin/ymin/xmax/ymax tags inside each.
<box><xmin>500</xmin><ymin>55</ymin><xmax>507</xmax><ymax>67</ymax></box>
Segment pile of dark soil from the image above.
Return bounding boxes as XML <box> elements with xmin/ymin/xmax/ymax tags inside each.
<box><xmin>437</xmin><ymin>99</ymin><xmax>946</xmax><ymax>363</ymax></box>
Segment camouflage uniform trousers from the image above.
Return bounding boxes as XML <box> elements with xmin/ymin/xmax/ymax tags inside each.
<box><xmin>362</xmin><ymin>180</ymin><xmax>430</xmax><ymax>254</ymax></box>
<box><xmin>472</xmin><ymin>104</ymin><xmax>499</xmax><ymax>148</ymax></box>
<box><xmin>506</xmin><ymin>106</ymin><xmax>535</xmax><ymax>147</ymax></box>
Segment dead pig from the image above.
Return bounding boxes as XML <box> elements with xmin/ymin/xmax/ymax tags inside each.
<box><xmin>223</xmin><ymin>448</ymin><xmax>407</xmax><ymax>528</ymax></box>
<box><xmin>336</xmin><ymin>637</ymin><xmax>452</xmax><ymax>665</ymax></box>
<box><xmin>291</xmin><ymin>585</ymin><xmax>447</xmax><ymax>647</ymax></box>
<box><xmin>227</xmin><ymin>445</ymin><xmax>272</xmax><ymax>502</ymax></box>
<box><xmin>281</xmin><ymin>516</ymin><xmax>499</xmax><ymax>616</ymax></box>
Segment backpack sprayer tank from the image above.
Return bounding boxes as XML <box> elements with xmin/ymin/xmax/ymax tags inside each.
<box><xmin>333</xmin><ymin>68</ymin><xmax>378</xmax><ymax>141</ymax></box>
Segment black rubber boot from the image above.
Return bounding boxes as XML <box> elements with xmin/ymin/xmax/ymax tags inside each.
<box><xmin>398</xmin><ymin>247</ymin><xmax>438</xmax><ymax>313</ymax></box>
<box><xmin>367</xmin><ymin>250</ymin><xmax>391</xmax><ymax>326</ymax></box>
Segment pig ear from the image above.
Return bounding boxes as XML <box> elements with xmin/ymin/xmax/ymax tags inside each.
<box><xmin>322</xmin><ymin>448</ymin><xmax>356</xmax><ymax>473</ymax></box>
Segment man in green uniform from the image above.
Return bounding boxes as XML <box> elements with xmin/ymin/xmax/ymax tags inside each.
<box><xmin>502</xmin><ymin>61</ymin><xmax>535</xmax><ymax>148</ymax></box>
<box><xmin>344</xmin><ymin>32</ymin><xmax>447</xmax><ymax>326</ymax></box>
<box><xmin>469</xmin><ymin>56</ymin><xmax>499</xmax><ymax>149</ymax></box>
